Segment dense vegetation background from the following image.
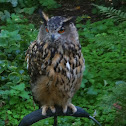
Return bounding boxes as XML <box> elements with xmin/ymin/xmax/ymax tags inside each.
<box><xmin>0</xmin><ymin>0</ymin><xmax>126</xmax><ymax>126</ymax></box>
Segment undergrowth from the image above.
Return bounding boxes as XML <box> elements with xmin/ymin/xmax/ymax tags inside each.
<box><xmin>0</xmin><ymin>13</ymin><xmax>38</xmax><ymax>126</ymax></box>
<box><xmin>0</xmin><ymin>8</ymin><xmax>126</xmax><ymax>126</ymax></box>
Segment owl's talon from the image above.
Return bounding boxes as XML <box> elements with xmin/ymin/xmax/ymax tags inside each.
<box><xmin>41</xmin><ymin>105</ymin><xmax>48</xmax><ymax>116</ymax></box>
<box><xmin>50</xmin><ymin>106</ymin><xmax>56</xmax><ymax>113</ymax></box>
<box><xmin>63</xmin><ymin>105</ymin><xmax>67</xmax><ymax>113</ymax></box>
<box><xmin>41</xmin><ymin>105</ymin><xmax>56</xmax><ymax>116</ymax></box>
<box><xmin>63</xmin><ymin>103</ymin><xmax>77</xmax><ymax>114</ymax></box>
<box><xmin>68</xmin><ymin>103</ymin><xmax>77</xmax><ymax>113</ymax></box>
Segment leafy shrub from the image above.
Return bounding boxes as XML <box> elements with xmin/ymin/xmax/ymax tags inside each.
<box><xmin>0</xmin><ymin>13</ymin><xmax>38</xmax><ymax>126</ymax></box>
<box><xmin>0</xmin><ymin>3</ymin><xmax>126</xmax><ymax>126</ymax></box>
<box><xmin>77</xmin><ymin>19</ymin><xmax>126</xmax><ymax>87</ymax></box>
<box><xmin>0</xmin><ymin>0</ymin><xmax>60</xmax><ymax>22</ymax></box>
<box><xmin>101</xmin><ymin>81</ymin><xmax>126</xmax><ymax>126</ymax></box>
<box><xmin>76</xmin><ymin>17</ymin><xmax>126</xmax><ymax>125</ymax></box>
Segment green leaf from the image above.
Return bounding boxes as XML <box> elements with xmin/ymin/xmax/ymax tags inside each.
<box><xmin>0</xmin><ymin>10</ymin><xmax>10</xmax><ymax>21</ymax></box>
<box><xmin>11</xmin><ymin>0</ymin><xmax>18</xmax><ymax>7</ymax></box>
<box><xmin>0</xmin><ymin>66</ymin><xmax>5</xmax><ymax>73</ymax></box>
<box><xmin>87</xmin><ymin>86</ymin><xmax>98</xmax><ymax>95</ymax></box>
<box><xmin>7</xmin><ymin>44</ymin><xmax>20</xmax><ymax>53</ymax></box>
<box><xmin>23</xmin><ymin>7</ymin><xmax>36</xmax><ymax>15</ymax></box>
<box><xmin>0</xmin><ymin>30</ymin><xmax>21</xmax><ymax>47</ymax></box>
<box><xmin>7</xmin><ymin>110</ymin><xmax>12</xmax><ymax>114</ymax></box>
<box><xmin>4</xmin><ymin>10</ymin><xmax>10</xmax><ymax>19</ymax></box>
<box><xmin>0</xmin><ymin>60</ymin><xmax>7</xmax><ymax>73</ymax></box>
<box><xmin>19</xmin><ymin>91</ymin><xmax>30</xmax><ymax>99</ymax></box>
<box><xmin>8</xmin><ymin>72</ymin><xmax>21</xmax><ymax>83</ymax></box>
<box><xmin>9</xmin><ymin>30</ymin><xmax>21</xmax><ymax>41</ymax></box>
<box><xmin>0</xmin><ymin>30</ymin><xmax>9</xmax><ymax>38</ymax></box>
<box><xmin>0</xmin><ymin>90</ymin><xmax>10</xmax><ymax>95</ymax></box>
<box><xmin>8</xmin><ymin>65</ymin><xmax>17</xmax><ymax>71</ymax></box>
<box><xmin>11</xmin><ymin>83</ymin><xmax>25</xmax><ymax>91</ymax></box>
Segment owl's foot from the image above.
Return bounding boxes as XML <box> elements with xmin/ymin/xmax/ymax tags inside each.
<box><xmin>63</xmin><ymin>103</ymin><xmax>77</xmax><ymax>114</ymax></box>
<box><xmin>41</xmin><ymin>105</ymin><xmax>56</xmax><ymax>116</ymax></box>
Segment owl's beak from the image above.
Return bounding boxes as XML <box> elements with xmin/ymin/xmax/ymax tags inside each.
<box><xmin>51</xmin><ymin>34</ymin><xmax>55</xmax><ymax>42</ymax></box>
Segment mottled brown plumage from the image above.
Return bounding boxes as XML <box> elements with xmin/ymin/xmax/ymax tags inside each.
<box><xmin>26</xmin><ymin>12</ymin><xmax>85</xmax><ymax>115</ymax></box>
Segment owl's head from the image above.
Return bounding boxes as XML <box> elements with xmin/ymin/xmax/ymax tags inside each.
<box><xmin>37</xmin><ymin>11</ymin><xmax>79</xmax><ymax>45</ymax></box>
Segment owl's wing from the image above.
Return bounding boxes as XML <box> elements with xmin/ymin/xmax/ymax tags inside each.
<box><xmin>26</xmin><ymin>41</ymin><xmax>49</xmax><ymax>83</ymax></box>
<box><xmin>26</xmin><ymin>40</ymin><xmax>52</xmax><ymax>105</ymax></box>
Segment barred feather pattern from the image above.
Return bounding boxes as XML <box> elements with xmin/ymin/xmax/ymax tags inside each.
<box><xmin>26</xmin><ymin>40</ymin><xmax>85</xmax><ymax>108</ymax></box>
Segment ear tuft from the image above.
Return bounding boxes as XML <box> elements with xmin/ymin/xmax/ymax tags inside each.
<box><xmin>63</xmin><ymin>17</ymin><xmax>76</xmax><ymax>24</ymax></box>
<box><xmin>39</xmin><ymin>9</ymin><xmax>49</xmax><ymax>26</ymax></box>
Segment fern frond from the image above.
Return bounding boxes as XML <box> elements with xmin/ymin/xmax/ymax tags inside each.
<box><xmin>92</xmin><ymin>4</ymin><xmax>126</xmax><ymax>22</ymax></box>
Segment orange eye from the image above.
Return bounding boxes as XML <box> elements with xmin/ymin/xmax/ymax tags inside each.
<box><xmin>46</xmin><ymin>28</ymin><xmax>49</xmax><ymax>32</ymax></box>
<box><xmin>58</xmin><ymin>29</ymin><xmax>65</xmax><ymax>34</ymax></box>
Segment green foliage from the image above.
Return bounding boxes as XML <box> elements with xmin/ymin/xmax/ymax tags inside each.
<box><xmin>0</xmin><ymin>10</ymin><xmax>10</xmax><ymax>21</ymax></box>
<box><xmin>0</xmin><ymin>2</ymin><xmax>126</xmax><ymax>126</ymax></box>
<box><xmin>92</xmin><ymin>4</ymin><xmax>126</xmax><ymax>22</ymax></box>
<box><xmin>77</xmin><ymin>19</ymin><xmax>126</xmax><ymax>86</ymax></box>
<box><xmin>39</xmin><ymin>0</ymin><xmax>61</xmax><ymax>10</ymax></box>
<box><xmin>0</xmin><ymin>0</ymin><xmax>60</xmax><ymax>20</ymax></box>
<box><xmin>76</xmin><ymin>17</ymin><xmax>126</xmax><ymax>125</ymax></box>
<box><xmin>101</xmin><ymin>81</ymin><xmax>126</xmax><ymax>125</ymax></box>
<box><xmin>0</xmin><ymin>0</ymin><xmax>18</xmax><ymax>7</ymax></box>
<box><xmin>0</xmin><ymin>13</ymin><xmax>38</xmax><ymax>126</ymax></box>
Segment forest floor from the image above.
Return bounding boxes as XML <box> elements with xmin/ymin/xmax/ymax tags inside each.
<box><xmin>28</xmin><ymin>1</ymin><xmax>102</xmax><ymax>28</ymax></box>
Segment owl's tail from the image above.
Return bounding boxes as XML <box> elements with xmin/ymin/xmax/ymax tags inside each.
<box><xmin>53</xmin><ymin>115</ymin><xmax>57</xmax><ymax>126</ymax></box>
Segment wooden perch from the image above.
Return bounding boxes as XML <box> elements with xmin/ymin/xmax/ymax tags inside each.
<box><xmin>18</xmin><ymin>106</ymin><xmax>101</xmax><ymax>126</ymax></box>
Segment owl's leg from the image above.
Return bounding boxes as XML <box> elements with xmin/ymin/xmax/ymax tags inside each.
<box><xmin>63</xmin><ymin>103</ymin><xmax>77</xmax><ymax>114</ymax></box>
<box><xmin>41</xmin><ymin>105</ymin><xmax>56</xmax><ymax>116</ymax></box>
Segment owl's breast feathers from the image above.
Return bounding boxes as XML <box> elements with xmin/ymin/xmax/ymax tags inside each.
<box><xmin>26</xmin><ymin>41</ymin><xmax>84</xmax><ymax>83</ymax></box>
<box><xmin>26</xmin><ymin>40</ymin><xmax>85</xmax><ymax>105</ymax></box>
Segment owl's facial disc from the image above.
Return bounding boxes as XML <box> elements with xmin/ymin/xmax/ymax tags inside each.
<box><xmin>44</xmin><ymin>16</ymin><xmax>75</xmax><ymax>43</ymax></box>
<box><xmin>44</xmin><ymin>16</ymin><xmax>65</xmax><ymax>42</ymax></box>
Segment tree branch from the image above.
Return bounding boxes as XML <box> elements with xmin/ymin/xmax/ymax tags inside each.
<box><xmin>19</xmin><ymin>106</ymin><xmax>101</xmax><ymax>126</ymax></box>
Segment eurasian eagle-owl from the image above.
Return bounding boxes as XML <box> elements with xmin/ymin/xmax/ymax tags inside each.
<box><xmin>26</xmin><ymin>11</ymin><xmax>85</xmax><ymax>115</ymax></box>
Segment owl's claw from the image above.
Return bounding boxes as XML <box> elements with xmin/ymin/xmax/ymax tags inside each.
<box><xmin>41</xmin><ymin>105</ymin><xmax>48</xmax><ymax>116</ymax></box>
<box><xmin>41</xmin><ymin>105</ymin><xmax>56</xmax><ymax>116</ymax></box>
<box><xmin>68</xmin><ymin>103</ymin><xmax>77</xmax><ymax>113</ymax></box>
<box><xmin>63</xmin><ymin>105</ymin><xmax>67</xmax><ymax>113</ymax></box>
<box><xmin>50</xmin><ymin>106</ymin><xmax>56</xmax><ymax>113</ymax></box>
<box><xmin>63</xmin><ymin>103</ymin><xmax>77</xmax><ymax>114</ymax></box>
